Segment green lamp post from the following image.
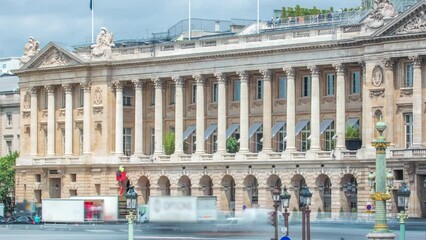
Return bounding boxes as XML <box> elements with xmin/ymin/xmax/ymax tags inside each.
<box><xmin>280</xmin><ymin>186</ymin><xmax>291</xmax><ymax>236</ymax></box>
<box><xmin>367</xmin><ymin>119</ymin><xmax>395</xmax><ymax>240</ymax></box>
<box><xmin>397</xmin><ymin>182</ymin><xmax>410</xmax><ymax>240</ymax></box>
<box><xmin>125</xmin><ymin>186</ymin><xmax>138</xmax><ymax>240</ymax></box>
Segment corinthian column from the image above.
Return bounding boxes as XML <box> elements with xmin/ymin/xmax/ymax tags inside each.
<box><xmin>410</xmin><ymin>56</ymin><xmax>423</xmax><ymax>148</ymax></box>
<box><xmin>237</xmin><ymin>71</ymin><xmax>249</xmax><ymax>153</ymax></box>
<box><xmin>133</xmin><ymin>80</ymin><xmax>144</xmax><ymax>156</ymax></box>
<box><xmin>114</xmin><ymin>81</ymin><xmax>124</xmax><ymax>155</ymax></box>
<box><xmin>30</xmin><ymin>87</ymin><xmax>38</xmax><ymax>156</ymax></box>
<box><xmin>45</xmin><ymin>85</ymin><xmax>55</xmax><ymax>157</ymax></box>
<box><xmin>214</xmin><ymin>72</ymin><xmax>227</xmax><ymax>154</ymax></box>
<box><xmin>81</xmin><ymin>82</ymin><xmax>91</xmax><ymax>155</ymax></box>
<box><xmin>383</xmin><ymin>58</ymin><xmax>395</xmax><ymax>147</ymax></box>
<box><xmin>333</xmin><ymin>63</ymin><xmax>346</xmax><ymax>150</ymax></box>
<box><xmin>63</xmin><ymin>84</ymin><xmax>73</xmax><ymax>156</ymax></box>
<box><xmin>283</xmin><ymin>67</ymin><xmax>296</xmax><ymax>153</ymax></box>
<box><xmin>173</xmin><ymin>76</ymin><xmax>184</xmax><ymax>155</ymax></box>
<box><xmin>193</xmin><ymin>74</ymin><xmax>205</xmax><ymax>154</ymax></box>
<box><xmin>309</xmin><ymin>66</ymin><xmax>321</xmax><ymax>151</ymax></box>
<box><xmin>260</xmin><ymin>69</ymin><xmax>272</xmax><ymax>152</ymax></box>
<box><xmin>153</xmin><ymin>77</ymin><xmax>164</xmax><ymax>155</ymax></box>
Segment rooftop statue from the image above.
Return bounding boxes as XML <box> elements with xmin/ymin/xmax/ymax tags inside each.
<box><xmin>365</xmin><ymin>0</ymin><xmax>397</xmax><ymax>29</ymax></box>
<box><xmin>91</xmin><ymin>27</ymin><xmax>115</xmax><ymax>60</ymax></box>
<box><xmin>21</xmin><ymin>36</ymin><xmax>40</xmax><ymax>64</ymax></box>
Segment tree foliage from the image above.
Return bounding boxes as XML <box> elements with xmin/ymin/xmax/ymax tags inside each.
<box><xmin>226</xmin><ymin>137</ymin><xmax>239</xmax><ymax>153</ymax></box>
<box><xmin>0</xmin><ymin>152</ymin><xmax>18</xmax><ymax>215</ymax></box>
<box><xmin>164</xmin><ymin>131</ymin><xmax>175</xmax><ymax>155</ymax></box>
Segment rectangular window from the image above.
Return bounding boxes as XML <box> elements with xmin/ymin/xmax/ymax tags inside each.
<box><xmin>70</xmin><ymin>174</ymin><xmax>77</xmax><ymax>182</ymax></box>
<box><xmin>62</xmin><ymin>90</ymin><xmax>66</xmax><ymax>108</ymax></box>
<box><xmin>255</xmin><ymin>127</ymin><xmax>263</xmax><ymax>153</ymax></box>
<box><xmin>234</xmin><ymin>80</ymin><xmax>241</xmax><ymax>101</ymax></box>
<box><xmin>6</xmin><ymin>113</ymin><xmax>12</xmax><ymax>127</ymax></box>
<box><xmin>150</xmin><ymin>88</ymin><xmax>155</xmax><ymax>106</ymax></box>
<box><xmin>404</xmin><ymin>63</ymin><xmax>414</xmax><ymax>87</ymax></box>
<box><xmin>212</xmin><ymin>134</ymin><xmax>218</xmax><ymax>153</ymax></box>
<box><xmin>44</xmin><ymin>91</ymin><xmax>48</xmax><ymax>110</ymax></box>
<box><xmin>191</xmin><ymin>84</ymin><xmax>197</xmax><ymax>104</ymax></box>
<box><xmin>351</xmin><ymin>71</ymin><xmax>361</xmax><ymax>94</ymax></box>
<box><xmin>123</xmin><ymin>95</ymin><xmax>131</xmax><ymax>106</ymax></box>
<box><xmin>123</xmin><ymin>128</ymin><xmax>132</xmax><ymax>156</ymax></box>
<box><xmin>79</xmin><ymin>128</ymin><xmax>83</xmax><ymax>155</ymax></box>
<box><xmin>278</xmin><ymin>126</ymin><xmax>286</xmax><ymax>152</ymax></box>
<box><xmin>212</xmin><ymin>83</ymin><xmax>218</xmax><ymax>103</ymax></box>
<box><xmin>279</xmin><ymin>77</ymin><xmax>287</xmax><ymax>99</ymax></box>
<box><xmin>150</xmin><ymin>128</ymin><xmax>155</xmax><ymax>154</ymax></box>
<box><xmin>300</xmin><ymin>123</ymin><xmax>310</xmax><ymax>152</ymax></box>
<box><xmin>324</xmin><ymin>122</ymin><xmax>335</xmax><ymax>151</ymax></box>
<box><xmin>256</xmin><ymin>79</ymin><xmax>263</xmax><ymax>100</ymax></box>
<box><xmin>192</xmin><ymin>135</ymin><xmax>196</xmax><ymax>153</ymax></box>
<box><xmin>80</xmin><ymin>88</ymin><xmax>84</xmax><ymax>107</ymax></box>
<box><xmin>404</xmin><ymin>113</ymin><xmax>413</xmax><ymax>149</ymax></box>
<box><xmin>326</xmin><ymin>73</ymin><xmax>335</xmax><ymax>96</ymax></box>
<box><xmin>44</xmin><ymin>130</ymin><xmax>48</xmax><ymax>155</ymax></box>
<box><xmin>35</xmin><ymin>174</ymin><xmax>41</xmax><ymax>182</ymax></box>
<box><xmin>170</xmin><ymin>86</ymin><xmax>176</xmax><ymax>105</ymax></box>
<box><xmin>70</xmin><ymin>190</ymin><xmax>77</xmax><ymax>197</ymax></box>
<box><xmin>6</xmin><ymin>140</ymin><xmax>12</xmax><ymax>154</ymax></box>
<box><xmin>302</xmin><ymin>75</ymin><xmax>311</xmax><ymax>97</ymax></box>
<box><xmin>394</xmin><ymin>170</ymin><xmax>404</xmax><ymax>181</ymax></box>
<box><xmin>61</xmin><ymin>129</ymin><xmax>65</xmax><ymax>156</ymax></box>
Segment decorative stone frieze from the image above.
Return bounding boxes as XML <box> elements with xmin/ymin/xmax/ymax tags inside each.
<box><xmin>369</xmin><ymin>88</ymin><xmax>385</xmax><ymax>98</ymax></box>
<box><xmin>40</xmin><ymin>49</ymin><xmax>70</xmax><ymax>68</ymax></box>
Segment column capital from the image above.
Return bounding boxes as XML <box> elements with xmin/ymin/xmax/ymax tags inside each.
<box><xmin>214</xmin><ymin>72</ymin><xmax>226</xmax><ymax>83</ymax></box>
<box><xmin>28</xmin><ymin>86</ymin><xmax>39</xmax><ymax>95</ymax></box>
<box><xmin>132</xmin><ymin>79</ymin><xmax>143</xmax><ymax>89</ymax></box>
<box><xmin>283</xmin><ymin>67</ymin><xmax>295</xmax><ymax>78</ymax></box>
<box><xmin>359</xmin><ymin>61</ymin><xmax>366</xmax><ymax>70</ymax></box>
<box><xmin>382</xmin><ymin>58</ymin><xmax>395</xmax><ymax>69</ymax></box>
<box><xmin>44</xmin><ymin>85</ymin><xmax>55</xmax><ymax>94</ymax></box>
<box><xmin>172</xmin><ymin>76</ymin><xmax>184</xmax><ymax>87</ymax></box>
<box><xmin>193</xmin><ymin>74</ymin><xmax>206</xmax><ymax>85</ymax></box>
<box><xmin>112</xmin><ymin>80</ymin><xmax>124</xmax><ymax>90</ymax></box>
<box><xmin>62</xmin><ymin>83</ymin><xmax>73</xmax><ymax>93</ymax></box>
<box><xmin>236</xmin><ymin>71</ymin><xmax>249</xmax><ymax>82</ymax></box>
<box><xmin>308</xmin><ymin>65</ymin><xmax>319</xmax><ymax>75</ymax></box>
<box><xmin>151</xmin><ymin>77</ymin><xmax>162</xmax><ymax>88</ymax></box>
<box><xmin>333</xmin><ymin>63</ymin><xmax>345</xmax><ymax>74</ymax></box>
<box><xmin>260</xmin><ymin>69</ymin><xmax>272</xmax><ymax>81</ymax></box>
<box><xmin>409</xmin><ymin>55</ymin><xmax>422</xmax><ymax>67</ymax></box>
<box><xmin>79</xmin><ymin>82</ymin><xmax>91</xmax><ymax>93</ymax></box>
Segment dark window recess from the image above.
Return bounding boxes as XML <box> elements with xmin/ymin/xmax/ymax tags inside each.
<box><xmin>394</xmin><ymin>170</ymin><xmax>404</xmax><ymax>181</ymax></box>
<box><xmin>49</xmin><ymin>170</ymin><xmax>58</xmax><ymax>174</ymax></box>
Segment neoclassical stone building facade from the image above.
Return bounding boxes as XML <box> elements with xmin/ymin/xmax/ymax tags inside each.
<box><xmin>14</xmin><ymin>1</ymin><xmax>426</xmax><ymax>218</ymax></box>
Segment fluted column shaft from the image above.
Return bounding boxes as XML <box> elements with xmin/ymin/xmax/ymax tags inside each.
<box><xmin>30</xmin><ymin>88</ymin><xmax>38</xmax><ymax>156</ymax></box>
<box><xmin>63</xmin><ymin>84</ymin><xmax>73</xmax><ymax>155</ymax></box>
<box><xmin>284</xmin><ymin>67</ymin><xmax>296</xmax><ymax>152</ymax></box>
<box><xmin>383</xmin><ymin>59</ymin><xmax>395</xmax><ymax>147</ymax></box>
<box><xmin>215</xmin><ymin>73</ymin><xmax>227</xmax><ymax>153</ymax></box>
<box><xmin>261</xmin><ymin>69</ymin><xmax>272</xmax><ymax>152</ymax></box>
<box><xmin>46</xmin><ymin>85</ymin><xmax>55</xmax><ymax>156</ymax></box>
<box><xmin>153</xmin><ymin>78</ymin><xmax>164</xmax><ymax>155</ymax></box>
<box><xmin>411</xmin><ymin>56</ymin><xmax>423</xmax><ymax>148</ymax></box>
<box><xmin>194</xmin><ymin>74</ymin><xmax>205</xmax><ymax>153</ymax></box>
<box><xmin>133</xmin><ymin>80</ymin><xmax>144</xmax><ymax>155</ymax></box>
<box><xmin>82</xmin><ymin>83</ymin><xmax>91</xmax><ymax>155</ymax></box>
<box><xmin>238</xmin><ymin>71</ymin><xmax>249</xmax><ymax>152</ymax></box>
<box><xmin>114</xmin><ymin>81</ymin><xmax>124</xmax><ymax>155</ymax></box>
<box><xmin>309</xmin><ymin>66</ymin><xmax>321</xmax><ymax>150</ymax></box>
<box><xmin>334</xmin><ymin>64</ymin><xmax>346</xmax><ymax>150</ymax></box>
<box><xmin>173</xmin><ymin>76</ymin><xmax>184</xmax><ymax>154</ymax></box>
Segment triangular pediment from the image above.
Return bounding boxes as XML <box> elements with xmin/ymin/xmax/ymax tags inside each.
<box><xmin>20</xmin><ymin>42</ymin><xmax>86</xmax><ymax>70</ymax></box>
<box><xmin>373</xmin><ymin>0</ymin><xmax>426</xmax><ymax>36</ymax></box>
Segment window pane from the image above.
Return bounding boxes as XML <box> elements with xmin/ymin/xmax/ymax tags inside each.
<box><xmin>352</xmin><ymin>72</ymin><xmax>360</xmax><ymax>94</ymax></box>
<box><xmin>279</xmin><ymin>77</ymin><xmax>287</xmax><ymax>99</ymax></box>
<box><xmin>234</xmin><ymin>81</ymin><xmax>241</xmax><ymax>101</ymax></box>
<box><xmin>327</xmin><ymin>74</ymin><xmax>334</xmax><ymax>96</ymax></box>
<box><xmin>405</xmin><ymin>64</ymin><xmax>413</xmax><ymax>87</ymax></box>
<box><xmin>213</xmin><ymin>83</ymin><xmax>218</xmax><ymax>103</ymax></box>
<box><xmin>192</xmin><ymin>85</ymin><xmax>197</xmax><ymax>104</ymax></box>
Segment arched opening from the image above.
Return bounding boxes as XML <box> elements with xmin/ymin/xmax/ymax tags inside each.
<box><xmin>266</xmin><ymin>175</ymin><xmax>282</xmax><ymax>208</ymax></box>
<box><xmin>137</xmin><ymin>176</ymin><xmax>150</xmax><ymax>204</ymax></box>
<box><xmin>199</xmin><ymin>175</ymin><xmax>213</xmax><ymax>196</ymax></box>
<box><xmin>291</xmin><ymin>174</ymin><xmax>306</xmax><ymax>210</ymax></box>
<box><xmin>341</xmin><ymin>174</ymin><xmax>357</xmax><ymax>212</ymax></box>
<box><xmin>221</xmin><ymin>175</ymin><xmax>235</xmax><ymax>214</ymax></box>
<box><xmin>243</xmin><ymin>175</ymin><xmax>259</xmax><ymax>208</ymax></box>
<box><xmin>157</xmin><ymin>176</ymin><xmax>170</xmax><ymax>196</ymax></box>
<box><xmin>316</xmin><ymin>174</ymin><xmax>332</xmax><ymax>217</ymax></box>
<box><xmin>178</xmin><ymin>175</ymin><xmax>191</xmax><ymax>196</ymax></box>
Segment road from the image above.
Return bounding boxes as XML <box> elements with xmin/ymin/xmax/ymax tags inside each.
<box><xmin>0</xmin><ymin>220</ymin><xmax>425</xmax><ymax>240</ymax></box>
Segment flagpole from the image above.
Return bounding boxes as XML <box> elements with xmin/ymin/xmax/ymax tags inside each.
<box><xmin>189</xmin><ymin>0</ymin><xmax>191</xmax><ymax>40</ymax></box>
<box><xmin>257</xmin><ymin>0</ymin><xmax>259</xmax><ymax>34</ymax></box>
<box><xmin>92</xmin><ymin>0</ymin><xmax>94</xmax><ymax>43</ymax></box>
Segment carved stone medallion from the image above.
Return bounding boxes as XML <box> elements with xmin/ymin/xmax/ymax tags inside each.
<box><xmin>372</xmin><ymin>65</ymin><xmax>383</xmax><ymax>87</ymax></box>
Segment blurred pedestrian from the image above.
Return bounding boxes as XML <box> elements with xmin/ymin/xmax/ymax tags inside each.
<box><xmin>34</xmin><ymin>214</ymin><xmax>40</xmax><ymax>224</ymax></box>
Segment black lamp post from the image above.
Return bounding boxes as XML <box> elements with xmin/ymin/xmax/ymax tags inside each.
<box><xmin>300</xmin><ymin>185</ymin><xmax>312</xmax><ymax>240</ymax></box>
<box><xmin>125</xmin><ymin>186</ymin><xmax>138</xmax><ymax>240</ymax></box>
<box><xmin>272</xmin><ymin>188</ymin><xmax>281</xmax><ymax>240</ymax></box>
<box><xmin>397</xmin><ymin>182</ymin><xmax>411</xmax><ymax>240</ymax></box>
<box><xmin>280</xmin><ymin>186</ymin><xmax>291</xmax><ymax>236</ymax></box>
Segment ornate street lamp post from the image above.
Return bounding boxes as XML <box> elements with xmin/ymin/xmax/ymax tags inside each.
<box><xmin>272</xmin><ymin>188</ymin><xmax>281</xmax><ymax>240</ymax></box>
<box><xmin>280</xmin><ymin>186</ymin><xmax>291</xmax><ymax>236</ymax></box>
<box><xmin>397</xmin><ymin>182</ymin><xmax>410</xmax><ymax>240</ymax></box>
<box><xmin>300</xmin><ymin>185</ymin><xmax>312</xmax><ymax>240</ymax></box>
<box><xmin>125</xmin><ymin>186</ymin><xmax>138</xmax><ymax>240</ymax></box>
<box><xmin>367</xmin><ymin>120</ymin><xmax>395</xmax><ymax>240</ymax></box>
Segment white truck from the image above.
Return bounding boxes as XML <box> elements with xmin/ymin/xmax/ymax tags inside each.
<box><xmin>148</xmin><ymin>196</ymin><xmax>217</xmax><ymax>223</ymax></box>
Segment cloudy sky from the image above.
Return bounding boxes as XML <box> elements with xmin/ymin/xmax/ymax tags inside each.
<box><xmin>0</xmin><ymin>0</ymin><xmax>360</xmax><ymax>58</ymax></box>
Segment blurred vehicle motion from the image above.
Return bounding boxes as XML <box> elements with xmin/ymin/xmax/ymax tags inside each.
<box><xmin>7</xmin><ymin>216</ymin><xmax>34</xmax><ymax>224</ymax></box>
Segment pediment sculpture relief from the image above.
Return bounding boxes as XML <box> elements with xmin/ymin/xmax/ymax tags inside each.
<box><xmin>365</xmin><ymin>0</ymin><xmax>397</xmax><ymax>29</ymax></box>
<box><xmin>39</xmin><ymin>49</ymin><xmax>70</xmax><ymax>68</ymax></box>
<box><xmin>91</xmin><ymin>27</ymin><xmax>115</xmax><ymax>60</ymax></box>
<box><xmin>21</xmin><ymin>36</ymin><xmax>40</xmax><ymax>64</ymax></box>
<box><xmin>397</xmin><ymin>10</ymin><xmax>426</xmax><ymax>34</ymax></box>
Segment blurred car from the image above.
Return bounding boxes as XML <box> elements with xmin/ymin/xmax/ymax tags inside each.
<box><xmin>214</xmin><ymin>217</ymin><xmax>243</xmax><ymax>232</ymax></box>
<box><xmin>8</xmin><ymin>216</ymin><xmax>34</xmax><ymax>224</ymax></box>
<box><xmin>0</xmin><ymin>216</ymin><xmax>6</xmax><ymax>224</ymax></box>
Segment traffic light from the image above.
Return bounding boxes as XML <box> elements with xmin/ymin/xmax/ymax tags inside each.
<box><xmin>268</xmin><ymin>211</ymin><xmax>276</xmax><ymax>226</ymax></box>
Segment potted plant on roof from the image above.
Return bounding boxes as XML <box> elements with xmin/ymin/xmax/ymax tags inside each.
<box><xmin>345</xmin><ymin>126</ymin><xmax>361</xmax><ymax>150</ymax></box>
